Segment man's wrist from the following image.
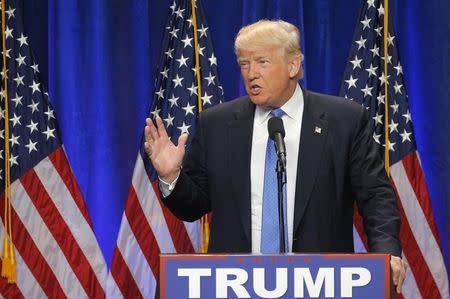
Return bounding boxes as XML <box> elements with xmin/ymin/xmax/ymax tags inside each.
<box><xmin>159</xmin><ymin>169</ymin><xmax>181</xmax><ymax>196</ymax></box>
<box><xmin>159</xmin><ymin>169</ymin><xmax>181</xmax><ymax>185</ymax></box>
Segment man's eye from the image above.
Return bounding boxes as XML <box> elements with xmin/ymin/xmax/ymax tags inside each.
<box><xmin>239</xmin><ymin>62</ymin><xmax>249</xmax><ymax>69</ymax></box>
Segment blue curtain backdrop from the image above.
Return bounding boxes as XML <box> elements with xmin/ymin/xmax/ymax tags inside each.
<box><xmin>22</xmin><ymin>0</ymin><xmax>449</xmax><ymax>273</ymax></box>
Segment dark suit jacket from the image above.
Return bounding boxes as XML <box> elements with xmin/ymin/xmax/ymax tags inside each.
<box><xmin>162</xmin><ymin>88</ymin><xmax>402</xmax><ymax>256</ymax></box>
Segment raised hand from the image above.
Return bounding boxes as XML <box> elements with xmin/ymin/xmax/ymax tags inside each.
<box><xmin>144</xmin><ymin>116</ymin><xmax>188</xmax><ymax>183</ymax></box>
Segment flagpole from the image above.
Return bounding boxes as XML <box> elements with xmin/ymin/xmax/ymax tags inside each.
<box><xmin>190</xmin><ymin>0</ymin><xmax>210</xmax><ymax>254</ymax></box>
<box><xmin>191</xmin><ymin>0</ymin><xmax>202</xmax><ymax>112</ymax></box>
<box><xmin>1</xmin><ymin>0</ymin><xmax>17</xmax><ymax>283</ymax></box>
<box><xmin>383</xmin><ymin>0</ymin><xmax>390</xmax><ymax>175</ymax></box>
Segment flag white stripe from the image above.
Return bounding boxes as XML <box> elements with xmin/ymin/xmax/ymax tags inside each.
<box><xmin>132</xmin><ymin>155</ymin><xmax>176</xmax><ymax>253</ymax></box>
<box><xmin>401</xmin><ymin>254</ymin><xmax>423</xmax><ymax>299</ymax></box>
<box><xmin>15</xmin><ymin>250</ymin><xmax>48</xmax><ymax>299</ymax></box>
<box><xmin>11</xmin><ymin>180</ymin><xmax>88</xmax><ymax>299</ymax></box>
<box><xmin>352</xmin><ymin>225</ymin><xmax>367</xmax><ymax>253</ymax></box>
<box><xmin>391</xmin><ymin>162</ymin><xmax>449</xmax><ymax>298</ymax></box>
<box><xmin>184</xmin><ymin>220</ymin><xmax>201</xmax><ymax>252</ymax></box>
<box><xmin>416</xmin><ymin>151</ymin><xmax>423</xmax><ymax>167</ymax></box>
<box><xmin>116</xmin><ymin>215</ymin><xmax>157</xmax><ymax>298</ymax></box>
<box><xmin>34</xmin><ymin>156</ymin><xmax>107</xmax><ymax>287</ymax></box>
<box><xmin>0</xmin><ymin>223</ymin><xmax>47</xmax><ymax>299</ymax></box>
<box><xmin>105</xmin><ymin>271</ymin><xmax>125</xmax><ymax>299</ymax></box>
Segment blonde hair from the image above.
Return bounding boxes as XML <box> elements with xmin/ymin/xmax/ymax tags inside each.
<box><xmin>234</xmin><ymin>19</ymin><xmax>304</xmax><ymax>62</ymax></box>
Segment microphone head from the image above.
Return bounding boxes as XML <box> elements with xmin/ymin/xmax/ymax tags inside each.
<box><xmin>268</xmin><ymin>117</ymin><xmax>285</xmax><ymax>140</ymax></box>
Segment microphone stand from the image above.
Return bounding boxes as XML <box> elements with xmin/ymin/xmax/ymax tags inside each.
<box><xmin>276</xmin><ymin>159</ymin><xmax>287</xmax><ymax>254</ymax></box>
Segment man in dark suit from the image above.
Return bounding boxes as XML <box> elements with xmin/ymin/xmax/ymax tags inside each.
<box><xmin>144</xmin><ymin>19</ymin><xmax>406</xmax><ymax>292</ymax></box>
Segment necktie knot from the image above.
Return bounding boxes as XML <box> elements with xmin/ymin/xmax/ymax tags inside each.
<box><xmin>271</xmin><ymin>108</ymin><xmax>285</xmax><ymax>118</ymax></box>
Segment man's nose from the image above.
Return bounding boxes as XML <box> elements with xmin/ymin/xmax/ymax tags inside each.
<box><xmin>248</xmin><ymin>63</ymin><xmax>260</xmax><ymax>79</ymax></box>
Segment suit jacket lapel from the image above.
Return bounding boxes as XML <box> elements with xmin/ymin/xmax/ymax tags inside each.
<box><xmin>227</xmin><ymin>98</ymin><xmax>255</xmax><ymax>244</ymax></box>
<box><xmin>293</xmin><ymin>90</ymin><xmax>328</xmax><ymax>234</ymax></box>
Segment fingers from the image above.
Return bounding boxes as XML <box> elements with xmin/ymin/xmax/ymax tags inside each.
<box><xmin>155</xmin><ymin>116</ymin><xmax>170</xmax><ymax>139</ymax></box>
<box><xmin>144</xmin><ymin>118</ymin><xmax>151</xmax><ymax>142</ymax></box>
<box><xmin>178</xmin><ymin>133</ymin><xmax>188</xmax><ymax>149</ymax></box>
<box><xmin>391</xmin><ymin>256</ymin><xmax>399</xmax><ymax>290</ymax></box>
<box><xmin>396</xmin><ymin>261</ymin><xmax>406</xmax><ymax>293</ymax></box>
<box><xmin>390</xmin><ymin>256</ymin><xmax>406</xmax><ymax>294</ymax></box>
<box><xmin>144</xmin><ymin>118</ymin><xmax>155</xmax><ymax>157</ymax></box>
<box><xmin>146</xmin><ymin>116</ymin><xmax>170</xmax><ymax>141</ymax></box>
<box><xmin>144</xmin><ymin>116</ymin><xmax>174</xmax><ymax>159</ymax></box>
<box><xmin>145</xmin><ymin>117</ymin><xmax>160</xmax><ymax>141</ymax></box>
<box><xmin>144</xmin><ymin>116</ymin><xmax>187</xmax><ymax>160</ymax></box>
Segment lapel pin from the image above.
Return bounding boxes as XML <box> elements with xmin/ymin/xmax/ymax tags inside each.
<box><xmin>315</xmin><ymin>126</ymin><xmax>322</xmax><ymax>134</ymax></box>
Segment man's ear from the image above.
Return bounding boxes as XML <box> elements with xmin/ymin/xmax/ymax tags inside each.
<box><xmin>288</xmin><ymin>56</ymin><xmax>301</xmax><ymax>78</ymax></box>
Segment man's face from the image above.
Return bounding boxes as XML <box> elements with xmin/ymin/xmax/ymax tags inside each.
<box><xmin>238</xmin><ymin>46</ymin><xmax>298</xmax><ymax>108</ymax></box>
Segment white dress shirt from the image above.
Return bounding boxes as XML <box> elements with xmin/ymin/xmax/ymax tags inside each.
<box><xmin>250</xmin><ymin>84</ymin><xmax>304</xmax><ymax>253</ymax></box>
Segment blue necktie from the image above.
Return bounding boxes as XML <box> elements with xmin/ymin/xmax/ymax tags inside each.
<box><xmin>260</xmin><ymin>108</ymin><xmax>288</xmax><ymax>253</ymax></box>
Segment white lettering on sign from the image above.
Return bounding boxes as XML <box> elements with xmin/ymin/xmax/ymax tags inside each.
<box><xmin>294</xmin><ymin>267</ymin><xmax>334</xmax><ymax>298</ymax></box>
<box><xmin>253</xmin><ymin>268</ymin><xmax>288</xmax><ymax>298</ymax></box>
<box><xmin>216</xmin><ymin>268</ymin><xmax>250</xmax><ymax>298</ymax></box>
<box><xmin>176</xmin><ymin>266</ymin><xmax>372</xmax><ymax>298</ymax></box>
<box><xmin>340</xmin><ymin>267</ymin><xmax>371</xmax><ymax>297</ymax></box>
<box><xmin>177</xmin><ymin>268</ymin><xmax>211</xmax><ymax>298</ymax></box>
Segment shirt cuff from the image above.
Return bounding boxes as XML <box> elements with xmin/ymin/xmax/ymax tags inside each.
<box><xmin>158</xmin><ymin>170</ymin><xmax>181</xmax><ymax>197</ymax></box>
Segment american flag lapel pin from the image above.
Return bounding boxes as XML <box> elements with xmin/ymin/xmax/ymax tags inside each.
<box><xmin>315</xmin><ymin>126</ymin><xmax>322</xmax><ymax>134</ymax></box>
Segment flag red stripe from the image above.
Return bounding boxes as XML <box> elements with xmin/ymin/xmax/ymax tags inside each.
<box><xmin>151</xmin><ymin>181</ymin><xmax>195</xmax><ymax>253</ymax></box>
<box><xmin>0</xmin><ymin>194</ymin><xmax>67</xmax><ymax>299</ymax></box>
<box><xmin>401</xmin><ymin>152</ymin><xmax>442</xmax><ymax>247</ymax></box>
<box><xmin>48</xmin><ymin>147</ymin><xmax>93</xmax><ymax>228</ymax></box>
<box><xmin>391</xmin><ymin>181</ymin><xmax>442</xmax><ymax>299</ymax></box>
<box><xmin>20</xmin><ymin>171</ymin><xmax>104</xmax><ymax>298</ymax></box>
<box><xmin>125</xmin><ymin>186</ymin><xmax>160</xmax><ymax>277</ymax></box>
<box><xmin>0</xmin><ymin>260</ymin><xmax>24</xmax><ymax>299</ymax></box>
<box><xmin>110</xmin><ymin>247</ymin><xmax>144</xmax><ymax>299</ymax></box>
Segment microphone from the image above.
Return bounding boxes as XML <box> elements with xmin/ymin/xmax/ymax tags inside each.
<box><xmin>268</xmin><ymin>117</ymin><xmax>287</xmax><ymax>171</ymax></box>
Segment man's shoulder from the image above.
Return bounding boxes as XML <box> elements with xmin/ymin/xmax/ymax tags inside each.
<box><xmin>304</xmin><ymin>89</ymin><xmax>365</xmax><ymax>117</ymax></box>
<box><xmin>201</xmin><ymin>96</ymin><xmax>253</xmax><ymax>118</ymax></box>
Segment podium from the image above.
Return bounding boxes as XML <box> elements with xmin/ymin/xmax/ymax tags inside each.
<box><xmin>160</xmin><ymin>253</ymin><xmax>392</xmax><ymax>299</ymax></box>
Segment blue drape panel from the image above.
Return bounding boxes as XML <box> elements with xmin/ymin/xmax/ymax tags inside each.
<box><xmin>47</xmin><ymin>0</ymin><xmax>152</xmax><ymax>265</ymax></box>
<box><xmin>24</xmin><ymin>0</ymin><xmax>449</xmax><ymax>273</ymax></box>
<box><xmin>394</xmin><ymin>1</ymin><xmax>450</xmax><ymax>278</ymax></box>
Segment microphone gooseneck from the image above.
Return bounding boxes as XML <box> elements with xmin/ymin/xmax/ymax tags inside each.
<box><xmin>268</xmin><ymin>117</ymin><xmax>287</xmax><ymax>171</ymax></box>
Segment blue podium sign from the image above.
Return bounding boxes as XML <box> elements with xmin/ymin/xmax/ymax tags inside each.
<box><xmin>160</xmin><ymin>254</ymin><xmax>390</xmax><ymax>299</ymax></box>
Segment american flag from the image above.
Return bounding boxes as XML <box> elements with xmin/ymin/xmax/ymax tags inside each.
<box><xmin>0</xmin><ymin>0</ymin><xmax>107</xmax><ymax>298</ymax></box>
<box><xmin>340</xmin><ymin>0</ymin><xmax>449</xmax><ymax>298</ymax></box>
<box><xmin>106</xmin><ymin>0</ymin><xmax>223</xmax><ymax>297</ymax></box>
